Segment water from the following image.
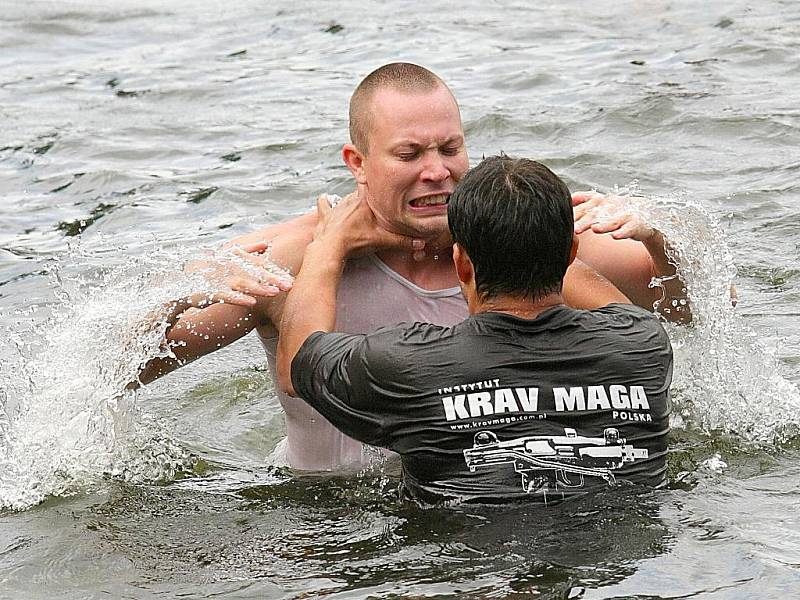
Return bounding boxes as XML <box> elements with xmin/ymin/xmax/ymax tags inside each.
<box><xmin>2</xmin><ymin>0</ymin><xmax>800</xmax><ymax>597</ymax></box>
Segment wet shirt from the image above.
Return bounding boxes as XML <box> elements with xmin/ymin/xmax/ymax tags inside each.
<box><xmin>291</xmin><ymin>304</ymin><xmax>673</xmax><ymax>504</ymax></box>
<box><xmin>261</xmin><ymin>253</ymin><xmax>467</xmax><ymax>471</ymax></box>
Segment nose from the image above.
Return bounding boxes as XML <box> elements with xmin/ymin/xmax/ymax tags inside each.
<box><xmin>420</xmin><ymin>152</ymin><xmax>450</xmax><ymax>183</ymax></box>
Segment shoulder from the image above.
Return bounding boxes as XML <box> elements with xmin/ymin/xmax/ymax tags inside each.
<box><xmin>359</xmin><ymin>321</ymin><xmax>458</xmax><ymax>372</ymax></box>
<box><xmin>593</xmin><ymin>303</ymin><xmax>660</xmax><ymax>324</ymax></box>
<box><xmin>226</xmin><ymin>212</ymin><xmax>320</xmax><ymax>330</ymax></box>
<box><xmin>366</xmin><ymin>321</ymin><xmax>457</xmax><ymax>347</ymax></box>
<box><xmin>589</xmin><ymin>304</ymin><xmax>672</xmax><ymax>351</ymax></box>
<box><xmin>229</xmin><ymin>211</ymin><xmax>318</xmax><ymax>271</ymax></box>
<box><xmin>229</xmin><ymin>210</ymin><xmax>318</xmax><ymax>244</ymax></box>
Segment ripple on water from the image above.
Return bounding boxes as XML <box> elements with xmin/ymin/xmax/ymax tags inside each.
<box><xmin>63</xmin><ymin>475</ymin><xmax>671</xmax><ymax>597</ymax></box>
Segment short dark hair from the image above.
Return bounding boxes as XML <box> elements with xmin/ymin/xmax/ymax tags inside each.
<box><xmin>447</xmin><ymin>155</ymin><xmax>574</xmax><ymax>301</ymax></box>
<box><xmin>349</xmin><ymin>63</ymin><xmax>446</xmax><ymax>154</ymax></box>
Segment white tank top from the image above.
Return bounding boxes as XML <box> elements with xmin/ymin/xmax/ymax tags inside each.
<box><xmin>260</xmin><ymin>253</ymin><xmax>467</xmax><ymax>471</ymax></box>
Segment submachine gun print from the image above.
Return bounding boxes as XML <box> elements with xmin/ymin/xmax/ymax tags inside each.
<box><xmin>463</xmin><ymin>428</ymin><xmax>648</xmax><ymax>493</ymax></box>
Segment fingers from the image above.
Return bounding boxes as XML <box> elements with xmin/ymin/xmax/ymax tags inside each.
<box><xmin>573</xmin><ymin>197</ymin><xmax>604</xmax><ymax>226</ymax></box>
<box><xmin>401</xmin><ymin>236</ymin><xmax>426</xmax><ymax>253</ymax></box>
<box><xmin>222</xmin><ymin>240</ymin><xmax>269</xmax><ymax>253</ymax></box>
<box><xmin>573</xmin><ymin>199</ymin><xmax>604</xmax><ymax>233</ymax></box>
<box><xmin>185</xmin><ymin>291</ymin><xmax>256</xmax><ymax>309</ymax></box>
<box><xmin>261</xmin><ymin>271</ymin><xmax>294</xmax><ymax>291</ymax></box>
<box><xmin>211</xmin><ymin>291</ymin><xmax>258</xmax><ymax>307</ymax></box>
<box><xmin>200</xmin><ymin>276</ymin><xmax>286</xmax><ymax>308</ymax></box>
<box><xmin>573</xmin><ymin>191</ymin><xmax>653</xmax><ymax>241</ymax></box>
<box><xmin>591</xmin><ymin>214</ymin><xmax>652</xmax><ymax>241</ymax></box>
<box><xmin>574</xmin><ymin>212</ymin><xmax>595</xmax><ymax>234</ymax></box>
<box><xmin>226</xmin><ymin>275</ymin><xmax>285</xmax><ymax>298</ymax></box>
<box><xmin>229</xmin><ymin>246</ymin><xmax>293</xmax><ymax>291</ymax></box>
<box><xmin>185</xmin><ymin>274</ymin><xmax>287</xmax><ymax>310</ymax></box>
<box><xmin>609</xmin><ymin>220</ymin><xmax>643</xmax><ymax>240</ymax></box>
<box><xmin>372</xmin><ymin>230</ymin><xmax>425</xmax><ymax>253</ymax></box>
<box><xmin>590</xmin><ymin>213</ymin><xmax>630</xmax><ymax>235</ymax></box>
<box><xmin>571</xmin><ymin>191</ymin><xmax>602</xmax><ymax>206</ymax></box>
<box><xmin>316</xmin><ymin>194</ymin><xmax>333</xmax><ymax>218</ymax></box>
<box><xmin>187</xmin><ymin>260</ymin><xmax>291</xmax><ymax>307</ymax></box>
<box><xmin>239</xmin><ymin>240</ymin><xmax>270</xmax><ymax>254</ymax></box>
<box><xmin>593</xmin><ymin>216</ymin><xmax>652</xmax><ymax>241</ymax></box>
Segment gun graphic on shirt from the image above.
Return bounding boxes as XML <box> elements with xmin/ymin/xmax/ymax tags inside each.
<box><xmin>463</xmin><ymin>427</ymin><xmax>648</xmax><ymax>492</ymax></box>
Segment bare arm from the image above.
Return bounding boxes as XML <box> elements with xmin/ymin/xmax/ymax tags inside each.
<box><xmin>562</xmin><ymin>258</ymin><xmax>631</xmax><ymax>310</ymax></box>
<box><xmin>572</xmin><ymin>192</ymin><xmax>691</xmax><ymax>323</ymax></box>
<box><xmin>133</xmin><ymin>216</ymin><xmax>316</xmax><ymax>387</ymax></box>
<box><xmin>277</xmin><ymin>195</ymin><xmax>423</xmax><ymax>397</ymax></box>
<box><xmin>276</xmin><ymin>241</ymin><xmax>344</xmax><ymax>397</ymax></box>
<box><xmin>134</xmin><ymin>299</ymin><xmax>262</xmax><ymax>386</ymax></box>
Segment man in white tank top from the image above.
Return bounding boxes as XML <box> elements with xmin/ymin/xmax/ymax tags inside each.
<box><xmin>258</xmin><ymin>253</ymin><xmax>469</xmax><ymax>469</ymax></box>
<box><xmin>137</xmin><ymin>63</ymin><xmax>688</xmax><ymax>471</ymax></box>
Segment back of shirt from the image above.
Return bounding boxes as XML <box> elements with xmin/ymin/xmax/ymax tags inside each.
<box><xmin>292</xmin><ymin>304</ymin><xmax>673</xmax><ymax>504</ymax></box>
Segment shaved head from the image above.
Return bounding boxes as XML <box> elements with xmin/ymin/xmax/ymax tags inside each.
<box><xmin>349</xmin><ymin>63</ymin><xmax>450</xmax><ymax>154</ymax></box>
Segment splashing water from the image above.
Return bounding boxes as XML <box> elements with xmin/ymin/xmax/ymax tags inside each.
<box><xmin>608</xmin><ymin>185</ymin><xmax>800</xmax><ymax>444</ymax></box>
<box><xmin>0</xmin><ymin>239</ymin><xmax>289</xmax><ymax>511</ymax></box>
<box><xmin>1</xmin><ymin>194</ymin><xmax>797</xmax><ymax>511</ymax></box>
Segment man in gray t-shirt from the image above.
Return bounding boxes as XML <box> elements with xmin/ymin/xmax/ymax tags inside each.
<box><xmin>277</xmin><ymin>156</ymin><xmax>673</xmax><ymax>505</ymax></box>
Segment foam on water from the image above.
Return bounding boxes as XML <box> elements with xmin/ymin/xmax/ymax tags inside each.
<box><xmin>0</xmin><ymin>239</ymin><xmax>288</xmax><ymax>511</ymax></box>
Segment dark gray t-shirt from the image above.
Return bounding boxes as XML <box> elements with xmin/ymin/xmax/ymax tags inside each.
<box><xmin>291</xmin><ymin>304</ymin><xmax>673</xmax><ymax>504</ymax></box>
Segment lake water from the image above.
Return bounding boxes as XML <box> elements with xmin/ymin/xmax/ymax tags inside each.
<box><xmin>1</xmin><ymin>1</ymin><xmax>799</xmax><ymax>598</ymax></box>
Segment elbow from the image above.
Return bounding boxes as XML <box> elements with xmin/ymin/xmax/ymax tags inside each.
<box><xmin>133</xmin><ymin>357</ymin><xmax>178</xmax><ymax>388</ymax></box>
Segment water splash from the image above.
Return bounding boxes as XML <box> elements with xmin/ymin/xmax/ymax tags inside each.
<box><xmin>0</xmin><ymin>238</ymin><xmax>288</xmax><ymax>511</ymax></box>
<box><xmin>609</xmin><ymin>184</ymin><xmax>800</xmax><ymax>445</ymax></box>
<box><xmin>2</xmin><ymin>193</ymin><xmax>796</xmax><ymax>510</ymax></box>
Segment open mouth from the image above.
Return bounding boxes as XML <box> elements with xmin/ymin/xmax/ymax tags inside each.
<box><xmin>409</xmin><ymin>194</ymin><xmax>450</xmax><ymax>208</ymax></box>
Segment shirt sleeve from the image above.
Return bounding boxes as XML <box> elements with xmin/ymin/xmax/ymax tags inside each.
<box><xmin>290</xmin><ymin>331</ymin><xmax>388</xmax><ymax>446</ymax></box>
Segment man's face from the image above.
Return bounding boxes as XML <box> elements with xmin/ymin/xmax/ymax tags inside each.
<box><xmin>358</xmin><ymin>85</ymin><xmax>469</xmax><ymax>238</ymax></box>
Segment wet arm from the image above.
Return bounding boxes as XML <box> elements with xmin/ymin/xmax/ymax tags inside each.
<box><xmin>134</xmin><ymin>216</ymin><xmax>315</xmax><ymax>387</ymax></box>
<box><xmin>562</xmin><ymin>258</ymin><xmax>631</xmax><ymax>310</ymax></box>
<box><xmin>576</xmin><ymin>232</ymin><xmax>689</xmax><ymax>323</ymax></box>
<box><xmin>277</xmin><ymin>241</ymin><xmax>344</xmax><ymax>396</ymax></box>
<box><xmin>641</xmin><ymin>231</ymin><xmax>691</xmax><ymax>323</ymax></box>
<box><xmin>134</xmin><ymin>299</ymin><xmax>263</xmax><ymax>386</ymax></box>
<box><xmin>573</xmin><ymin>192</ymin><xmax>691</xmax><ymax>323</ymax></box>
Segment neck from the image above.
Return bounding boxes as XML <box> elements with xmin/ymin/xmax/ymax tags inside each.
<box><xmin>376</xmin><ymin>245</ymin><xmax>458</xmax><ymax>287</ymax></box>
<box><xmin>472</xmin><ymin>292</ymin><xmax>564</xmax><ymax>320</ymax></box>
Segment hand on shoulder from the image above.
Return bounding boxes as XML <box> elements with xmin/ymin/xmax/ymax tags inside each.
<box><xmin>184</xmin><ymin>241</ymin><xmax>294</xmax><ymax>308</ymax></box>
<box><xmin>572</xmin><ymin>191</ymin><xmax>656</xmax><ymax>243</ymax></box>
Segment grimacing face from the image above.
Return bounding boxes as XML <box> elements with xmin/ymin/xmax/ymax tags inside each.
<box><xmin>349</xmin><ymin>85</ymin><xmax>469</xmax><ymax>239</ymax></box>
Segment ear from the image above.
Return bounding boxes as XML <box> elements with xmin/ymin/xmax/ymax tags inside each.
<box><xmin>342</xmin><ymin>143</ymin><xmax>368</xmax><ymax>185</ymax></box>
<box><xmin>453</xmin><ymin>243</ymin><xmax>474</xmax><ymax>287</ymax></box>
<box><xmin>568</xmin><ymin>234</ymin><xmax>579</xmax><ymax>265</ymax></box>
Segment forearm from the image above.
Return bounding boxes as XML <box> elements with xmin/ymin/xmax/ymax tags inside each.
<box><xmin>277</xmin><ymin>241</ymin><xmax>346</xmax><ymax>395</ymax></box>
<box><xmin>134</xmin><ymin>299</ymin><xmax>258</xmax><ymax>387</ymax></box>
<box><xmin>643</xmin><ymin>231</ymin><xmax>691</xmax><ymax>323</ymax></box>
<box><xmin>563</xmin><ymin>259</ymin><xmax>630</xmax><ymax>309</ymax></box>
